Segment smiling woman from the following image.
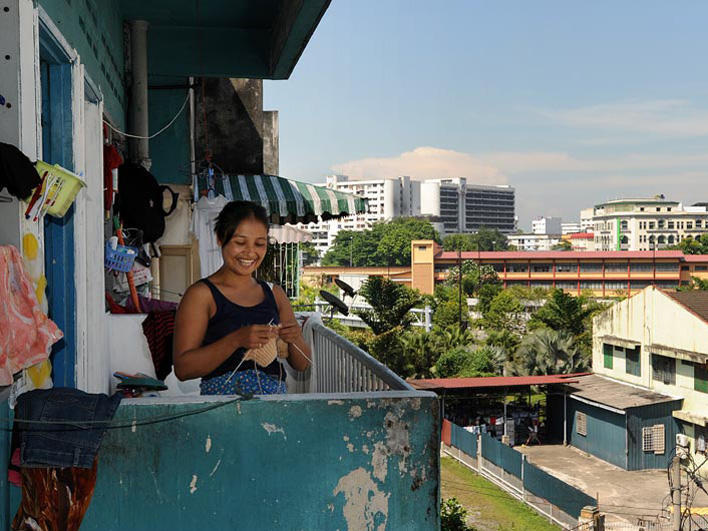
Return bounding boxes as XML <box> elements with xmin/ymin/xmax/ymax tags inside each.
<box><xmin>172</xmin><ymin>201</ymin><xmax>311</xmax><ymax>395</ymax></box>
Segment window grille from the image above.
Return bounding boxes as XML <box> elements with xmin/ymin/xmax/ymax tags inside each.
<box><xmin>576</xmin><ymin>412</ymin><xmax>587</xmax><ymax>436</ymax></box>
<box><xmin>642</xmin><ymin>424</ymin><xmax>665</xmax><ymax>454</ymax></box>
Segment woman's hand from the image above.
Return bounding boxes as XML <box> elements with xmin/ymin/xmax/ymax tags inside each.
<box><xmin>278</xmin><ymin>320</ymin><xmax>302</xmax><ymax>344</ymax></box>
<box><xmin>235</xmin><ymin>324</ymin><xmax>279</xmax><ymax>350</ymax></box>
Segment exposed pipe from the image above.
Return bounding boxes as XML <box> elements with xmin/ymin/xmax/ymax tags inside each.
<box><xmin>128</xmin><ymin>20</ymin><xmax>150</xmax><ymax>169</ymax></box>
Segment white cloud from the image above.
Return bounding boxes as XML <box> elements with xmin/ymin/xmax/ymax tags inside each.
<box><xmin>539</xmin><ymin>99</ymin><xmax>708</xmax><ymax>137</ymax></box>
<box><xmin>331</xmin><ymin>146</ymin><xmax>506</xmax><ymax>183</ymax></box>
<box><xmin>481</xmin><ymin>151</ymin><xmax>708</xmax><ymax>174</ymax></box>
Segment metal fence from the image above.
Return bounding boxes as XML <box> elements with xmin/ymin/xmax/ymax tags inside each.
<box><xmin>442</xmin><ymin>420</ymin><xmax>597</xmax><ymax>530</ymax></box>
<box><xmin>308</xmin><ymin>320</ymin><xmax>413</xmax><ymax>393</ymax></box>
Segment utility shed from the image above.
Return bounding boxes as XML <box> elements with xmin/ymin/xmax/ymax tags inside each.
<box><xmin>550</xmin><ymin>374</ymin><xmax>682</xmax><ymax>470</ymax></box>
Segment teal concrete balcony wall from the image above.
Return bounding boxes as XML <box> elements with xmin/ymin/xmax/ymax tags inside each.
<box><xmin>77</xmin><ymin>391</ymin><xmax>440</xmax><ymax>530</ymax></box>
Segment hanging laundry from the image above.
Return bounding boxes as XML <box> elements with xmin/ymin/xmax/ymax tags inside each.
<box><xmin>191</xmin><ymin>194</ymin><xmax>228</xmax><ymax>277</ymax></box>
<box><xmin>103</xmin><ymin>143</ymin><xmax>123</xmax><ymax>213</ymax></box>
<box><xmin>12</xmin><ymin>387</ymin><xmax>122</xmax><ymax>531</ymax></box>
<box><xmin>0</xmin><ymin>142</ymin><xmax>41</xmax><ymax>200</ymax></box>
<box><xmin>141</xmin><ymin>310</ymin><xmax>176</xmax><ymax>381</ymax></box>
<box><xmin>0</xmin><ymin>245</ymin><xmax>62</xmax><ymax>385</ymax></box>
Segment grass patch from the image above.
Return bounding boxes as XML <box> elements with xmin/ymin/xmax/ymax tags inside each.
<box><xmin>441</xmin><ymin>457</ymin><xmax>559</xmax><ymax>531</ymax></box>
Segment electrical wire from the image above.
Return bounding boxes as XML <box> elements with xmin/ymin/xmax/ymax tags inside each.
<box><xmin>103</xmin><ymin>92</ymin><xmax>190</xmax><ymax>140</ymax></box>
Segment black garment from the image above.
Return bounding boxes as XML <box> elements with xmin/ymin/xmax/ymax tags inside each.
<box><xmin>0</xmin><ymin>142</ymin><xmax>41</xmax><ymax>200</ymax></box>
<box><xmin>201</xmin><ymin>278</ymin><xmax>282</xmax><ymax>380</ymax></box>
<box><xmin>15</xmin><ymin>387</ymin><xmax>122</xmax><ymax>468</ymax></box>
<box><xmin>116</xmin><ymin>163</ymin><xmax>178</xmax><ymax>243</ymax></box>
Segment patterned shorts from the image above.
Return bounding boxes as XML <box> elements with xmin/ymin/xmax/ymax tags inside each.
<box><xmin>200</xmin><ymin>368</ymin><xmax>287</xmax><ymax>396</ymax></box>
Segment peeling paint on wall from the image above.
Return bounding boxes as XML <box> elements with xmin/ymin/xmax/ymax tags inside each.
<box><xmin>205</xmin><ymin>435</ymin><xmax>212</xmax><ymax>453</ymax></box>
<box><xmin>189</xmin><ymin>475</ymin><xmax>198</xmax><ymax>494</ymax></box>
<box><xmin>349</xmin><ymin>405</ymin><xmax>362</xmax><ymax>418</ymax></box>
<box><xmin>262</xmin><ymin>423</ymin><xmax>287</xmax><ymax>439</ymax></box>
<box><xmin>371</xmin><ymin>442</ymin><xmax>388</xmax><ymax>482</ymax></box>
<box><xmin>384</xmin><ymin>412</ymin><xmax>411</xmax><ymax>475</ymax></box>
<box><xmin>333</xmin><ymin>468</ymin><xmax>389</xmax><ymax>531</ymax></box>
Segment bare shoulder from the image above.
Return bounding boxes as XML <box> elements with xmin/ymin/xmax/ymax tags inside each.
<box><xmin>178</xmin><ymin>281</ymin><xmax>214</xmax><ymax>314</ymax></box>
<box><xmin>270</xmin><ymin>283</ymin><xmax>289</xmax><ymax>305</ymax></box>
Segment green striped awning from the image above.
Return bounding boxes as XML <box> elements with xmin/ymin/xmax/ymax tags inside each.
<box><xmin>197</xmin><ymin>174</ymin><xmax>368</xmax><ymax>224</ymax></box>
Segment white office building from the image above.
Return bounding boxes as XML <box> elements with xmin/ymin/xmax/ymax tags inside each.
<box><xmin>561</xmin><ymin>222</ymin><xmax>582</xmax><ymax>235</ymax></box>
<box><xmin>419</xmin><ymin>179</ymin><xmax>516</xmax><ymax>235</ymax></box>
<box><xmin>532</xmin><ymin>216</ymin><xmax>562</xmax><ymax>235</ymax></box>
<box><xmin>588</xmin><ymin>196</ymin><xmax>708</xmax><ymax>251</ymax></box>
<box><xmin>507</xmin><ymin>233</ymin><xmax>561</xmax><ymax>252</ymax></box>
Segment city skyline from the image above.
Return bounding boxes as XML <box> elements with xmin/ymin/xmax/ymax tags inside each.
<box><xmin>265</xmin><ymin>1</ymin><xmax>708</xmax><ymax>229</ymax></box>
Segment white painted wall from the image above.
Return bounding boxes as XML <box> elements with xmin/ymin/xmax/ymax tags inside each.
<box><xmin>593</xmin><ymin>287</ymin><xmax>708</xmax><ymax>412</ymax></box>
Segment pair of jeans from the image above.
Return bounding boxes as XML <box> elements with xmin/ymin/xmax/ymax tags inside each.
<box><xmin>14</xmin><ymin>387</ymin><xmax>122</xmax><ymax>468</ymax></box>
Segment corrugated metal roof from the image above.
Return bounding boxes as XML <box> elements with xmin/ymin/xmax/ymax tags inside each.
<box><xmin>408</xmin><ymin>373</ymin><xmax>587</xmax><ymax>391</ymax></box>
<box><xmin>664</xmin><ymin>290</ymin><xmax>708</xmax><ymax>324</ymax></box>
<box><xmin>565</xmin><ymin>374</ymin><xmax>680</xmax><ymax>410</ymax></box>
<box><xmin>569</xmin><ymin>232</ymin><xmax>594</xmax><ymax>239</ymax></box>
<box><xmin>684</xmin><ymin>255</ymin><xmax>708</xmax><ymax>262</ymax></box>
<box><xmin>435</xmin><ymin>250</ymin><xmax>687</xmax><ymax>260</ymax></box>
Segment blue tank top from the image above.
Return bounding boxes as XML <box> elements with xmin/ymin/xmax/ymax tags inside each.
<box><xmin>200</xmin><ymin>278</ymin><xmax>282</xmax><ymax>380</ymax></box>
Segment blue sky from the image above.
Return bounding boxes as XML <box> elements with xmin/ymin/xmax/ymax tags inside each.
<box><xmin>265</xmin><ymin>1</ymin><xmax>708</xmax><ymax>230</ymax></box>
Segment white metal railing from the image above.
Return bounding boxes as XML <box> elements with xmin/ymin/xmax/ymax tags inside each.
<box><xmin>313</xmin><ymin>300</ymin><xmax>433</xmax><ymax>330</ymax></box>
<box><xmin>306</xmin><ymin>319</ymin><xmax>413</xmax><ymax>393</ymax></box>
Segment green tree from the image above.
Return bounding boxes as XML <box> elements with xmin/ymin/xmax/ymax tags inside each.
<box><xmin>528</xmin><ymin>289</ymin><xmax>595</xmax><ymax>337</ymax></box>
<box><xmin>511</xmin><ymin>329</ymin><xmax>588</xmax><ymax>376</ymax></box>
<box><xmin>442</xmin><ymin>228</ymin><xmax>508</xmax><ymax>252</ymax></box>
<box><xmin>679</xmin><ymin>276</ymin><xmax>708</xmax><ymax>291</ymax></box>
<box><xmin>374</xmin><ymin>217</ymin><xmax>440</xmax><ymax>266</ymax></box>
<box><xmin>300</xmin><ymin>241</ymin><xmax>320</xmax><ymax>266</ymax></box>
<box><xmin>528</xmin><ymin>288</ymin><xmax>606</xmax><ymax>355</ymax></box>
<box><xmin>442</xmin><ymin>234</ymin><xmax>475</xmax><ymax>252</ymax></box>
<box><xmin>445</xmin><ymin>261</ymin><xmax>500</xmax><ymax>296</ymax></box>
<box><xmin>667</xmin><ymin>234</ymin><xmax>708</xmax><ymax>254</ymax></box>
<box><xmin>321</xmin><ymin>229</ymin><xmax>378</xmax><ymax>266</ymax></box>
<box><xmin>551</xmin><ymin>240</ymin><xmax>572</xmax><ymax>251</ymax></box>
<box><xmin>434</xmin><ymin>345</ymin><xmax>505</xmax><ymax>378</ymax></box>
<box><xmin>441</xmin><ymin>497</ymin><xmax>476</xmax><ymax>531</ymax></box>
<box><xmin>482</xmin><ymin>290</ymin><xmax>528</xmax><ymax>337</ymax></box>
<box><xmin>321</xmin><ymin>218</ymin><xmax>439</xmax><ymax>267</ymax></box>
<box><xmin>355</xmin><ymin>276</ymin><xmax>421</xmax><ymax>335</ymax></box>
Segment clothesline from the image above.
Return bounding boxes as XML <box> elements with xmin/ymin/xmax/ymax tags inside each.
<box><xmin>3</xmin><ymin>394</ymin><xmax>250</xmax><ymax>431</ymax></box>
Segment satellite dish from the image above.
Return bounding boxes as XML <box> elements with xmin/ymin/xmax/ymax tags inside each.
<box><xmin>335</xmin><ymin>278</ymin><xmax>356</xmax><ymax>298</ymax></box>
<box><xmin>319</xmin><ymin>290</ymin><xmax>349</xmax><ymax>316</ymax></box>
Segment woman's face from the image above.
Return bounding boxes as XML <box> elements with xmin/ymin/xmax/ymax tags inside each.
<box><xmin>220</xmin><ymin>217</ymin><xmax>268</xmax><ymax>276</ymax></box>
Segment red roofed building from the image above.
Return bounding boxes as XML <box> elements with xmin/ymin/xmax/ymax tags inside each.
<box><xmin>410</xmin><ymin>240</ymin><xmax>708</xmax><ymax>296</ymax></box>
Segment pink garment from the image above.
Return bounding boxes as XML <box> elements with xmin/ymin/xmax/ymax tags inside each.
<box><xmin>0</xmin><ymin>245</ymin><xmax>62</xmax><ymax>385</ymax></box>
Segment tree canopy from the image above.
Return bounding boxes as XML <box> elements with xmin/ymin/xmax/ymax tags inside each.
<box><xmin>667</xmin><ymin>234</ymin><xmax>708</xmax><ymax>254</ymax></box>
<box><xmin>355</xmin><ymin>276</ymin><xmax>421</xmax><ymax>335</ymax></box>
<box><xmin>322</xmin><ymin>217</ymin><xmax>440</xmax><ymax>267</ymax></box>
<box><xmin>442</xmin><ymin>228</ymin><xmax>509</xmax><ymax>252</ymax></box>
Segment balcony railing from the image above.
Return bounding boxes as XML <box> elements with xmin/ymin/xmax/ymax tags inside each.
<box><xmin>309</xmin><ymin>319</ymin><xmax>413</xmax><ymax>393</ymax></box>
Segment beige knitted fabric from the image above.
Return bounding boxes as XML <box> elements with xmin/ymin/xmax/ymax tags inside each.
<box><xmin>243</xmin><ymin>338</ymin><xmax>278</xmax><ymax>367</ymax></box>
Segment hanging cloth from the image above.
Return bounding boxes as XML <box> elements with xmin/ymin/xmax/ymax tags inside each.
<box><xmin>0</xmin><ymin>142</ymin><xmax>41</xmax><ymax>200</ymax></box>
<box><xmin>0</xmin><ymin>246</ymin><xmax>62</xmax><ymax>385</ymax></box>
<box><xmin>191</xmin><ymin>195</ymin><xmax>228</xmax><ymax>277</ymax></box>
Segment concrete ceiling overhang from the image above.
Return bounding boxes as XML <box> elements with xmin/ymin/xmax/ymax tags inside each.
<box><xmin>120</xmin><ymin>0</ymin><xmax>330</xmax><ymax>79</ymax></box>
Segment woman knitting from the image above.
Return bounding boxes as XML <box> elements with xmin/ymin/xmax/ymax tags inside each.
<box><xmin>173</xmin><ymin>201</ymin><xmax>310</xmax><ymax>395</ymax></box>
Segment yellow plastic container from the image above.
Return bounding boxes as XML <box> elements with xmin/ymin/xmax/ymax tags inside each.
<box><xmin>34</xmin><ymin>160</ymin><xmax>86</xmax><ymax>217</ymax></box>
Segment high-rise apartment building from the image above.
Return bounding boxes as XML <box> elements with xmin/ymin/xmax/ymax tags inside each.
<box><xmin>419</xmin><ymin>179</ymin><xmax>516</xmax><ymax>235</ymax></box>
<box><xmin>588</xmin><ymin>196</ymin><xmax>708</xmax><ymax>251</ymax></box>
<box><xmin>301</xmin><ymin>175</ymin><xmax>421</xmax><ymax>257</ymax></box>
<box><xmin>532</xmin><ymin>216</ymin><xmax>562</xmax><ymax>235</ymax></box>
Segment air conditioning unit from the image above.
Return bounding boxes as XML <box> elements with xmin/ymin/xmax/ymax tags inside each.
<box><xmin>677</xmin><ymin>433</ymin><xmax>690</xmax><ymax>458</ymax></box>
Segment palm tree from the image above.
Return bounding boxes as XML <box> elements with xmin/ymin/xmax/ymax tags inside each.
<box><xmin>530</xmin><ymin>289</ymin><xmax>595</xmax><ymax>337</ymax></box>
<box><xmin>511</xmin><ymin>329</ymin><xmax>588</xmax><ymax>376</ymax></box>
